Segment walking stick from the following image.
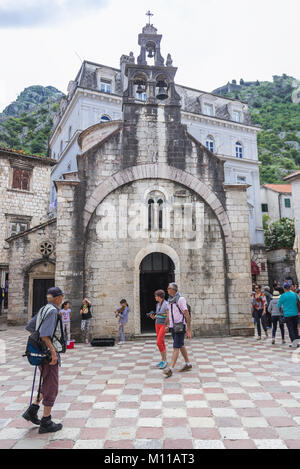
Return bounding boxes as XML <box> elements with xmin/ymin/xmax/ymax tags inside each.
<box><xmin>37</xmin><ymin>366</ymin><xmax>43</xmax><ymax>403</ymax></box>
<box><xmin>29</xmin><ymin>365</ymin><xmax>37</xmax><ymax>406</ymax></box>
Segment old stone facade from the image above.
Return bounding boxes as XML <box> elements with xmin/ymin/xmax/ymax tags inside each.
<box><xmin>6</xmin><ymin>23</ymin><xmax>254</xmax><ymax>339</ymax></box>
<box><xmin>7</xmin><ymin>220</ymin><xmax>56</xmax><ymax>324</ymax></box>
<box><xmin>0</xmin><ymin>147</ymin><xmax>55</xmax><ymax>311</ymax></box>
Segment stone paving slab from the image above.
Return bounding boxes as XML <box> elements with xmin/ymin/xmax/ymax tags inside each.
<box><xmin>1</xmin><ymin>326</ymin><xmax>300</xmax><ymax>449</ymax></box>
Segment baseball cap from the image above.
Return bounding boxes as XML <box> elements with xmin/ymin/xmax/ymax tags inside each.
<box><xmin>283</xmin><ymin>282</ymin><xmax>291</xmax><ymax>290</ymax></box>
<box><xmin>47</xmin><ymin>286</ymin><xmax>64</xmax><ymax>297</ymax></box>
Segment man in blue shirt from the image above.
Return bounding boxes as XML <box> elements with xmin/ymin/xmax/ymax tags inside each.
<box><xmin>278</xmin><ymin>283</ymin><xmax>300</xmax><ymax>348</ymax></box>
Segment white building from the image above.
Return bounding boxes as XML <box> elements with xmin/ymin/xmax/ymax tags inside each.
<box><xmin>260</xmin><ymin>184</ymin><xmax>293</xmax><ymax>222</ymax></box>
<box><xmin>49</xmin><ymin>27</ymin><xmax>264</xmax><ymax>248</ymax></box>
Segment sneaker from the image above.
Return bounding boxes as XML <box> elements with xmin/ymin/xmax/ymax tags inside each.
<box><xmin>156</xmin><ymin>361</ymin><xmax>163</xmax><ymax>368</ymax></box>
<box><xmin>179</xmin><ymin>364</ymin><xmax>193</xmax><ymax>372</ymax></box>
<box><xmin>39</xmin><ymin>416</ymin><xmax>63</xmax><ymax>434</ymax></box>
<box><xmin>159</xmin><ymin>361</ymin><xmax>168</xmax><ymax>369</ymax></box>
<box><xmin>118</xmin><ymin>341</ymin><xmax>125</xmax><ymax>345</ymax></box>
<box><xmin>22</xmin><ymin>404</ymin><xmax>41</xmax><ymax>425</ymax></box>
<box><xmin>289</xmin><ymin>343</ymin><xmax>298</xmax><ymax>348</ymax></box>
<box><xmin>282</xmin><ymin>340</ymin><xmax>286</xmax><ymax>344</ymax></box>
<box><xmin>272</xmin><ymin>339</ymin><xmax>275</xmax><ymax>344</ymax></box>
<box><xmin>163</xmin><ymin>368</ymin><xmax>173</xmax><ymax>378</ymax></box>
<box><xmin>256</xmin><ymin>337</ymin><xmax>262</xmax><ymax>341</ymax></box>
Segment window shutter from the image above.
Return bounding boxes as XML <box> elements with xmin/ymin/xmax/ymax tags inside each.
<box><xmin>21</xmin><ymin>170</ymin><xmax>30</xmax><ymax>191</ymax></box>
<box><xmin>12</xmin><ymin>169</ymin><xmax>22</xmax><ymax>189</ymax></box>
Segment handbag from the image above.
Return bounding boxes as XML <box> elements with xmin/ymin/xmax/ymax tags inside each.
<box><xmin>171</xmin><ymin>303</ymin><xmax>185</xmax><ymax>334</ymax></box>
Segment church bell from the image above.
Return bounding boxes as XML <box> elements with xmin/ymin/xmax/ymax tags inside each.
<box><xmin>156</xmin><ymin>81</ymin><xmax>168</xmax><ymax>101</ymax></box>
<box><xmin>136</xmin><ymin>83</ymin><xmax>144</xmax><ymax>94</ymax></box>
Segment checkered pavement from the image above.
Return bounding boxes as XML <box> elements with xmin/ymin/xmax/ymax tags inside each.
<box><xmin>1</xmin><ymin>326</ymin><xmax>300</xmax><ymax>449</ymax></box>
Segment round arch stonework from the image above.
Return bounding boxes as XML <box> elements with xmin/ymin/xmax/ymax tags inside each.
<box><xmin>83</xmin><ymin>163</ymin><xmax>233</xmax><ymax>252</ymax></box>
<box><xmin>133</xmin><ymin>243</ymin><xmax>180</xmax><ymax>335</ymax></box>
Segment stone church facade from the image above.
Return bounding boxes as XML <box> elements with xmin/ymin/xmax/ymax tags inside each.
<box><xmin>7</xmin><ymin>23</ymin><xmax>253</xmax><ymax>338</ymax></box>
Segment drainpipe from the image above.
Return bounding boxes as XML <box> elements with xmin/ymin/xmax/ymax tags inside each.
<box><xmin>278</xmin><ymin>193</ymin><xmax>282</xmax><ymax>220</ymax></box>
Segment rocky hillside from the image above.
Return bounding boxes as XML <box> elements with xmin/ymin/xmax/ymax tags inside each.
<box><xmin>213</xmin><ymin>75</ymin><xmax>300</xmax><ymax>184</ymax></box>
<box><xmin>1</xmin><ymin>77</ymin><xmax>299</xmax><ymax>178</ymax></box>
<box><xmin>0</xmin><ymin>85</ymin><xmax>64</xmax><ymax>156</ymax></box>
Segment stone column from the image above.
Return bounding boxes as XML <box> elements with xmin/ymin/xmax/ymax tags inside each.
<box><xmin>224</xmin><ymin>184</ymin><xmax>254</xmax><ymax>336</ymax></box>
<box><xmin>55</xmin><ymin>179</ymin><xmax>84</xmax><ymax>340</ymax></box>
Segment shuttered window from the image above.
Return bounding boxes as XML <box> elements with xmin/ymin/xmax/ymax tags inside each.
<box><xmin>12</xmin><ymin>169</ymin><xmax>30</xmax><ymax>191</ymax></box>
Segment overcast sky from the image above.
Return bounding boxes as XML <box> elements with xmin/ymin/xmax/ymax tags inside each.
<box><xmin>0</xmin><ymin>0</ymin><xmax>299</xmax><ymax>112</ymax></box>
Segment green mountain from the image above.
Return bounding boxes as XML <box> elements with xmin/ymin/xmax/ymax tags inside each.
<box><xmin>213</xmin><ymin>75</ymin><xmax>300</xmax><ymax>184</ymax></box>
<box><xmin>0</xmin><ymin>85</ymin><xmax>64</xmax><ymax>156</ymax></box>
<box><xmin>1</xmin><ymin>76</ymin><xmax>299</xmax><ymax>176</ymax></box>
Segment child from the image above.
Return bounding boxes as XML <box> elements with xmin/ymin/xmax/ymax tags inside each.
<box><xmin>60</xmin><ymin>300</ymin><xmax>72</xmax><ymax>344</ymax></box>
<box><xmin>80</xmin><ymin>298</ymin><xmax>92</xmax><ymax>344</ymax></box>
<box><xmin>115</xmin><ymin>299</ymin><xmax>129</xmax><ymax>345</ymax></box>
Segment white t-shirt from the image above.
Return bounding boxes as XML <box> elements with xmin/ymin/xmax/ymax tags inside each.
<box><xmin>60</xmin><ymin>308</ymin><xmax>71</xmax><ymax>323</ymax></box>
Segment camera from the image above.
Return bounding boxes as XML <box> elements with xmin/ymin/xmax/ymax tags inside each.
<box><xmin>146</xmin><ymin>311</ymin><xmax>155</xmax><ymax>318</ymax></box>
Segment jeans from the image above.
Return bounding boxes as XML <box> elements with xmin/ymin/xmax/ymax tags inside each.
<box><xmin>253</xmin><ymin>309</ymin><xmax>267</xmax><ymax>337</ymax></box>
<box><xmin>285</xmin><ymin>316</ymin><xmax>299</xmax><ymax>343</ymax></box>
<box><xmin>119</xmin><ymin>322</ymin><xmax>125</xmax><ymax>342</ymax></box>
<box><xmin>271</xmin><ymin>316</ymin><xmax>285</xmax><ymax>340</ymax></box>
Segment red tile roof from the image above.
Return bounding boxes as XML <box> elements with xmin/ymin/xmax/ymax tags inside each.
<box><xmin>263</xmin><ymin>184</ymin><xmax>292</xmax><ymax>194</ymax></box>
<box><xmin>284</xmin><ymin>170</ymin><xmax>300</xmax><ymax>181</ymax></box>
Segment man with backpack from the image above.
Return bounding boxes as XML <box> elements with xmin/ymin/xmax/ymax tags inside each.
<box><xmin>23</xmin><ymin>286</ymin><xmax>65</xmax><ymax>434</ymax></box>
<box><xmin>163</xmin><ymin>283</ymin><xmax>192</xmax><ymax>378</ymax></box>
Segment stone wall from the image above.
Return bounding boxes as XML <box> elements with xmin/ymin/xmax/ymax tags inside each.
<box><xmin>7</xmin><ymin>220</ymin><xmax>56</xmax><ymax>325</ymax></box>
<box><xmin>84</xmin><ymin>179</ymin><xmax>227</xmax><ymax>338</ymax></box>
<box><xmin>267</xmin><ymin>248</ymin><xmax>297</xmax><ymax>287</ymax></box>
<box><xmin>0</xmin><ymin>152</ymin><xmax>52</xmax><ymax>266</ymax></box>
<box><xmin>251</xmin><ymin>245</ymin><xmax>269</xmax><ymax>287</ymax></box>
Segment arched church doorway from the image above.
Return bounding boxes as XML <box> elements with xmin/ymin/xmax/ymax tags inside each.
<box><xmin>139</xmin><ymin>252</ymin><xmax>175</xmax><ymax>333</ymax></box>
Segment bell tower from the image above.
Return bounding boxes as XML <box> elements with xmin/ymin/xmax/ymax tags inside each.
<box><xmin>122</xmin><ymin>13</ymin><xmax>181</xmax><ymax>107</ymax></box>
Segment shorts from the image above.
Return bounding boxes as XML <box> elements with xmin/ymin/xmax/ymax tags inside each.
<box><xmin>170</xmin><ymin>326</ymin><xmax>186</xmax><ymax>349</ymax></box>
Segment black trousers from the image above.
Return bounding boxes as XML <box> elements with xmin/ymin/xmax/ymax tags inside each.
<box><xmin>271</xmin><ymin>316</ymin><xmax>285</xmax><ymax>339</ymax></box>
<box><xmin>253</xmin><ymin>309</ymin><xmax>267</xmax><ymax>337</ymax></box>
<box><xmin>285</xmin><ymin>316</ymin><xmax>299</xmax><ymax>343</ymax></box>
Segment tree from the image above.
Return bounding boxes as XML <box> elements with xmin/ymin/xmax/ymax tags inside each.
<box><xmin>264</xmin><ymin>217</ymin><xmax>295</xmax><ymax>250</ymax></box>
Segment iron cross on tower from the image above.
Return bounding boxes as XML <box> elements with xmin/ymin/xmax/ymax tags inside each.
<box><xmin>146</xmin><ymin>10</ymin><xmax>154</xmax><ymax>24</ymax></box>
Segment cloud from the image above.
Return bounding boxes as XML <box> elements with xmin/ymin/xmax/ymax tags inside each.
<box><xmin>0</xmin><ymin>0</ymin><xmax>107</xmax><ymax>28</ymax></box>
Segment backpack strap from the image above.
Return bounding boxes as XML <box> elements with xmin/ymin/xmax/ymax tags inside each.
<box><xmin>175</xmin><ymin>298</ymin><xmax>186</xmax><ymax>318</ymax></box>
<box><xmin>171</xmin><ymin>301</ymin><xmax>185</xmax><ymax>325</ymax></box>
<box><xmin>36</xmin><ymin>306</ymin><xmax>49</xmax><ymax>332</ymax></box>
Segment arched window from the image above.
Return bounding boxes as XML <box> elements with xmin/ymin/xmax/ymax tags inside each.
<box><xmin>158</xmin><ymin>199</ymin><xmax>163</xmax><ymax>230</ymax></box>
<box><xmin>236</xmin><ymin>142</ymin><xmax>243</xmax><ymax>158</ymax></box>
<box><xmin>100</xmin><ymin>115</ymin><xmax>111</xmax><ymax>123</ymax></box>
<box><xmin>148</xmin><ymin>199</ymin><xmax>154</xmax><ymax>231</ymax></box>
<box><xmin>147</xmin><ymin>191</ymin><xmax>165</xmax><ymax>231</ymax></box>
<box><xmin>205</xmin><ymin>135</ymin><xmax>214</xmax><ymax>153</ymax></box>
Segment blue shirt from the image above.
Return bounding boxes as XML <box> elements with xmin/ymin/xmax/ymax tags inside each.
<box><xmin>118</xmin><ymin>306</ymin><xmax>129</xmax><ymax>324</ymax></box>
<box><xmin>155</xmin><ymin>300</ymin><xmax>168</xmax><ymax>325</ymax></box>
<box><xmin>277</xmin><ymin>291</ymin><xmax>299</xmax><ymax>318</ymax></box>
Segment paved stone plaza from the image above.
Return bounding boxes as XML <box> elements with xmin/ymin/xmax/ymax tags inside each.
<box><xmin>1</xmin><ymin>326</ymin><xmax>300</xmax><ymax>449</ymax></box>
